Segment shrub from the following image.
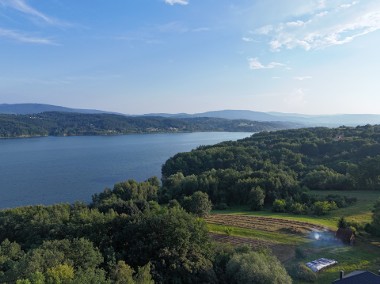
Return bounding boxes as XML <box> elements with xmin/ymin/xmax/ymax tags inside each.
<box><xmin>288</xmin><ymin>263</ymin><xmax>317</xmax><ymax>282</ymax></box>
<box><xmin>312</xmin><ymin>201</ymin><xmax>337</xmax><ymax>215</ymax></box>
<box><xmin>289</xmin><ymin>202</ymin><xmax>307</xmax><ymax>215</ymax></box>
<box><xmin>272</xmin><ymin>199</ymin><xmax>287</xmax><ymax>212</ymax></box>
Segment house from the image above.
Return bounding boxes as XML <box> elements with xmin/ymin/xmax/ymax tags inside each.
<box><xmin>332</xmin><ymin>270</ymin><xmax>380</xmax><ymax>284</ymax></box>
<box><xmin>335</xmin><ymin>227</ymin><xmax>355</xmax><ymax>245</ymax></box>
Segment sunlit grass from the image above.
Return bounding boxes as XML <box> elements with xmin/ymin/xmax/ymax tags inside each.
<box><xmin>209</xmin><ymin>190</ymin><xmax>380</xmax><ymax>283</ymax></box>
<box><xmin>211</xmin><ymin>190</ymin><xmax>380</xmax><ymax>229</ymax></box>
<box><xmin>207</xmin><ymin>223</ymin><xmax>308</xmax><ymax>245</ymax></box>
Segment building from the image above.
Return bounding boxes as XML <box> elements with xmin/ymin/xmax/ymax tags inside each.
<box><xmin>332</xmin><ymin>270</ymin><xmax>380</xmax><ymax>284</ymax></box>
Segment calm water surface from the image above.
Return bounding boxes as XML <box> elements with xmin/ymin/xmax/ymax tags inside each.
<box><xmin>0</xmin><ymin>132</ymin><xmax>251</xmax><ymax>208</ymax></box>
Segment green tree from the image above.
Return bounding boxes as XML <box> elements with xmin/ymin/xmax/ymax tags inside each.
<box><xmin>46</xmin><ymin>264</ymin><xmax>74</xmax><ymax>284</ymax></box>
<box><xmin>111</xmin><ymin>261</ymin><xmax>135</xmax><ymax>284</ymax></box>
<box><xmin>182</xmin><ymin>191</ymin><xmax>212</xmax><ymax>217</ymax></box>
<box><xmin>272</xmin><ymin>199</ymin><xmax>287</xmax><ymax>212</ymax></box>
<box><xmin>226</xmin><ymin>250</ymin><xmax>292</xmax><ymax>284</ymax></box>
<box><xmin>134</xmin><ymin>263</ymin><xmax>154</xmax><ymax>284</ymax></box>
<box><xmin>248</xmin><ymin>187</ymin><xmax>265</xmax><ymax>211</ymax></box>
<box><xmin>119</xmin><ymin>207</ymin><xmax>213</xmax><ymax>283</ymax></box>
<box><xmin>338</xmin><ymin>217</ymin><xmax>348</xmax><ymax>229</ymax></box>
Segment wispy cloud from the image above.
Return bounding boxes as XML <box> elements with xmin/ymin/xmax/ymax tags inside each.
<box><xmin>0</xmin><ymin>27</ymin><xmax>55</xmax><ymax>44</ymax></box>
<box><xmin>0</xmin><ymin>0</ymin><xmax>69</xmax><ymax>27</ymax></box>
<box><xmin>294</xmin><ymin>76</ymin><xmax>312</xmax><ymax>81</ymax></box>
<box><xmin>164</xmin><ymin>0</ymin><xmax>189</xmax><ymax>6</ymax></box>
<box><xmin>248</xmin><ymin>58</ymin><xmax>285</xmax><ymax>70</ymax></box>
<box><xmin>242</xmin><ymin>37</ymin><xmax>254</xmax><ymax>42</ymax></box>
<box><xmin>255</xmin><ymin>1</ymin><xmax>380</xmax><ymax>51</ymax></box>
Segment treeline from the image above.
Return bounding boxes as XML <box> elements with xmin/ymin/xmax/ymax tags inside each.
<box><xmin>0</xmin><ymin>178</ymin><xmax>292</xmax><ymax>284</ymax></box>
<box><xmin>161</xmin><ymin>125</ymin><xmax>380</xmax><ymax>211</ymax></box>
<box><xmin>0</xmin><ymin>112</ymin><xmax>296</xmax><ymax>138</ymax></box>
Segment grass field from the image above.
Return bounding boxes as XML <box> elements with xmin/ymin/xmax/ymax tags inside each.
<box><xmin>207</xmin><ymin>190</ymin><xmax>380</xmax><ymax>284</ymax></box>
<box><xmin>212</xmin><ymin>190</ymin><xmax>380</xmax><ymax>228</ymax></box>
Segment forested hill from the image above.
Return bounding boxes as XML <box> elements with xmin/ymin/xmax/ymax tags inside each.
<box><xmin>0</xmin><ymin>111</ymin><xmax>298</xmax><ymax>138</ymax></box>
<box><xmin>161</xmin><ymin>125</ymin><xmax>380</xmax><ymax>207</ymax></box>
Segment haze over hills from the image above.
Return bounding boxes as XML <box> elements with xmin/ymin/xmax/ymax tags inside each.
<box><xmin>0</xmin><ymin>103</ymin><xmax>109</xmax><ymax>115</ymax></box>
<box><xmin>2</xmin><ymin>103</ymin><xmax>380</xmax><ymax>126</ymax></box>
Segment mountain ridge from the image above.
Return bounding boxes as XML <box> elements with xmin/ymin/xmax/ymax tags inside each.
<box><xmin>2</xmin><ymin>103</ymin><xmax>380</xmax><ymax>126</ymax></box>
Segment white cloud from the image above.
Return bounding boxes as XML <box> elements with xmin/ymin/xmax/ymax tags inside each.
<box><xmin>286</xmin><ymin>20</ymin><xmax>307</xmax><ymax>27</ymax></box>
<box><xmin>164</xmin><ymin>0</ymin><xmax>188</xmax><ymax>5</ymax></box>
<box><xmin>255</xmin><ymin>1</ymin><xmax>380</xmax><ymax>51</ymax></box>
<box><xmin>248</xmin><ymin>58</ymin><xmax>285</xmax><ymax>70</ymax></box>
<box><xmin>242</xmin><ymin>37</ymin><xmax>253</xmax><ymax>42</ymax></box>
<box><xmin>0</xmin><ymin>0</ymin><xmax>68</xmax><ymax>26</ymax></box>
<box><xmin>254</xmin><ymin>25</ymin><xmax>273</xmax><ymax>35</ymax></box>
<box><xmin>340</xmin><ymin>1</ymin><xmax>358</xmax><ymax>9</ymax></box>
<box><xmin>0</xmin><ymin>27</ymin><xmax>55</xmax><ymax>44</ymax></box>
<box><xmin>294</xmin><ymin>76</ymin><xmax>312</xmax><ymax>81</ymax></box>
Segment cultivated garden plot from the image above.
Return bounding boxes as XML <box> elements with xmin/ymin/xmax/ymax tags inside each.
<box><xmin>206</xmin><ymin>214</ymin><xmax>327</xmax><ymax>236</ymax></box>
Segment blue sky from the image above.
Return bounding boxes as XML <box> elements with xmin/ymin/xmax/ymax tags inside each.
<box><xmin>0</xmin><ymin>0</ymin><xmax>379</xmax><ymax>114</ymax></box>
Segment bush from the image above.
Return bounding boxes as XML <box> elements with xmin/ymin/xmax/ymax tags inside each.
<box><xmin>312</xmin><ymin>201</ymin><xmax>337</xmax><ymax>215</ymax></box>
<box><xmin>226</xmin><ymin>250</ymin><xmax>292</xmax><ymax>284</ymax></box>
<box><xmin>288</xmin><ymin>263</ymin><xmax>316</xmax><ymax>282</ymax></box>
<box><xmin>289</xmin><ymin>202</ymin><xmax>307</xmax><ymax>215</ymax></box>
<box><xmin>272</xmin><ymin>199</ymin><xmax>287</xmax><ymax>212</ymax></box>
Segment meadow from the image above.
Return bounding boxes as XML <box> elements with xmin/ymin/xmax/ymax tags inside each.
<box><xmin>208</xmin><ymin>190</ymin><xmax>380</xmax><ymax>284</ymax></box>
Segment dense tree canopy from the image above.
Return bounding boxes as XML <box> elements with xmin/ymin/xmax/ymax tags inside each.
<box><xmin>0</xmin><ymin>112</ymin><xmax>294</xmax><ymax>138</ymax></box>
<box><xmin>161</xmin><ymin>125</ymin><xmax>380</xmax><ymax>211</ymax></box>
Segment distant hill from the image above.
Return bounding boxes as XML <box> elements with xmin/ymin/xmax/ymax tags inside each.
<box><xmin>0</xmin><ymin>112</ymin><xmax>298</xmax><ymax>138</ymax></box>
<box><xmin>2</xmin><ymin>104</ymin><xmax>380</xmax><ymax>126</ymax></box>
<box><xmin>0</xmin><ymin>103</ymin><xmax>109</xmax><ymax>115</ymax></box>
<box><xmin>147</xmin><ymin>110</ymin><xmax>380</xmax><ymax>126</ymax></box>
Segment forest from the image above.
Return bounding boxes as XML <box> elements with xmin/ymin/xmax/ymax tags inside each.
<box><xmin>161</xmin><ymin>125</ymin><xmax>380</xmax><ymax>214</ymax></box>
<box><xmin>0</xmin><ymin>112</ymin><xmax>296</xmax><ymax>138</ymax></box>
<box><xmin>0</xmin><ymin>178</ymin><xmax>293</xmax><ymax>284</ymax></box>
<box><xmin>1</xmin><ymin>125</ymin><xmax>380</xmax><ymax>283</ymax></box>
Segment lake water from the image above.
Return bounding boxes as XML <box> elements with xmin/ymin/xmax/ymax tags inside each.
<box><xmin>0</xmin><ymin>132</ymin><xmax>251</xmax><ymax>208</ymax></box>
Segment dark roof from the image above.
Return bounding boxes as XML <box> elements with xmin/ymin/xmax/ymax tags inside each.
<box><xmin>332</xmin><ymin>271</ymin><xmax>380</xmax><ymax>284</ymax></box>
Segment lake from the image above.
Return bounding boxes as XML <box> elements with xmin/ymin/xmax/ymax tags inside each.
<box><xmin>0</xmin><ymin>132</ymin><xmax>251</xmax><ymax>208</ymax></box>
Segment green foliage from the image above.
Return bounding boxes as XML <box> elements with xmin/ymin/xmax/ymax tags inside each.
<box><xmin>272</xmin><ymin>199</ymin><xmax>287</xmax><ymax>212</ymax></box>
<box><xmin>134</xmin><ymin>263</ymin><xmax>154</xmax><ymax>284</ymax></box>
<box><xmin>312</xmin><ymin>201</ymin><xmax>337</xmax><ymax>215</ymax></box>
<box><xmin>111</xmin><ymin>261</ymin><xmax>135</xmax><ymax>284</ymax></box>
<box><xmin>338</xmin><ymin>216</ymin><xmax>349</xmax><ymax>229</ymax></box>
<box><xmin>181</xmin><ymin>191</ymin><xmax>212</xmax><ymax>217</ymax></box>
<box><xmin>369</xmin><ymin>198</ymin><xmax>380</xmax><ymax>236</ymax></box>
<box><xmin>288</xmin><ymin>263</ymin><xmax>317</xmax><ymax>282</ymax></box>
<box><xmin>161</xmin><ymin>125</ymin><xmax>380</xmax><ymax>213</ymax></box>
<box><xmin>46</xmin><ymin>264</ymin><xmax>75</xmax><ymax>284</ymax></box>
<box><xmin>248</xmin><ymin>187</ymin><xmax>265</xmax><ymax>211</ymax></box>
<box><xmin>0</xmin><ymin>112</ymin><xmax>289</xmax><ymax>138</ymax></box>
<box><xmin>119</xmin><ymin>207</ymin><xmax>214</xmax><ymax>283</ymax></box>
<box><xmin>225</xmin><ymin>249</ymin><xmax>292</xmax><ymax>284</ymax></box>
